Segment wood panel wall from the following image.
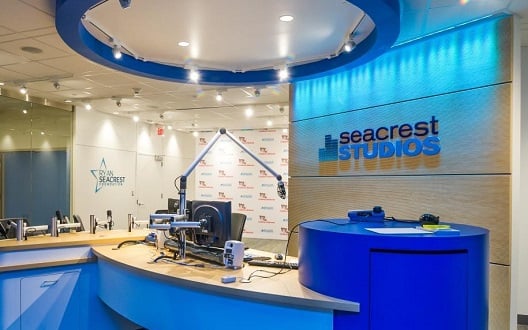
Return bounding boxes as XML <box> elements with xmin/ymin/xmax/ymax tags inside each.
<box><xmin>288</xmin><ymin>15</ymin><xmax>513</xmax><ymax>329</ymax></box>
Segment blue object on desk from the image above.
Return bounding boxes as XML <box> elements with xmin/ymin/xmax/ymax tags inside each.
<box><xmin>298</xmin><ymin>219</ymin><xmax>489</xmax><ymax>330</ymax></box>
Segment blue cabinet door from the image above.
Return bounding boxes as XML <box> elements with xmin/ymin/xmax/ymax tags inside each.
<box><xmin>20</xmin><ymin>271</ymin><xmax>81</xmax><ymax>330</ymax></box>
<box><xmin>370</xmin><ymin>251</ymin><xmax>468</xmax><ymax>330</ymax></box>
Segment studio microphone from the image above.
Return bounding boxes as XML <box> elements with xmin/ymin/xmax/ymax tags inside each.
<box><xmin>277</xmin><ymin>181</ymin><xmax>286</xmax><ymax>199</ymax></box>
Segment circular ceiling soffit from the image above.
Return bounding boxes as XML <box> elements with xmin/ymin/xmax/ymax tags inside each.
<box><xmin>56</xmin><ymin>0</ymin><xmax>400</xmax><ymax>85</ymax></box>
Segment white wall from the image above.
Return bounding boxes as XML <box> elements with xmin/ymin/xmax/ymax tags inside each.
<box><xmin>72</xmin><ymin>108</ymin><xmax>195</xmax><ymax>229</ymax></box>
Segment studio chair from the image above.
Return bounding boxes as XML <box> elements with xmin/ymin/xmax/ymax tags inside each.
<box><xmin>231</xmin><ymin>213</ymin><xmax>247</xmax><ymax>241</ymax></box>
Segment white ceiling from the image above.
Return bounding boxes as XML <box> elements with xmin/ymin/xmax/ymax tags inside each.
<box><xmin>0</xmin><ymin>0</ymin><xmax>527</xmax><ymax>132</ymax></box>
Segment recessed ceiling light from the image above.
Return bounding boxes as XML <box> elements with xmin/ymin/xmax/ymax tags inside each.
<box><xmin>178</xmin><ymin>41</ymin><xmax>190</xmax><ymax>47</ymax></box>
<box><xmin>279</xmin><ymin>15</ymin><xmax>294</xmax><ymax>22</ymax></box>
<box><xmin>64</xmin><ymin>99</ymin><xmax>73</xmax><ymax>103</ymax></box>
<box><xmin>245</xmin><ymin>107</ymin><xmax>254</xmax><ymax>118</ymax></box>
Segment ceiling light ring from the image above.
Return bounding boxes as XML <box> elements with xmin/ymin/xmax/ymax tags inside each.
<box><xmin>56</xmin><ymin>0</ymin><xmax>400</xmax><ymax>85</ymax></box>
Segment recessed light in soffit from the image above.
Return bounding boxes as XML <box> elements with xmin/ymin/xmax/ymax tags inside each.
<box><xmin>56</xmin><ymin>0</ymin><xmax>400</xmax><ymax>85</ymax></box>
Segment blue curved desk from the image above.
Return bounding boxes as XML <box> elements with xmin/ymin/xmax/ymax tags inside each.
<box><xmin>92</xmin><ymin>244</ymin><xmax>359</xmax><ymax>330</ymax></box>
<box><xmin>298</xmin><ymin>220</ymin><xmax>489</xmax><ymax>330</ymax></box>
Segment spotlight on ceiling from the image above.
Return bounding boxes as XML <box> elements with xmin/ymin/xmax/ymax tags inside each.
<box><xmin>189</xmin><ymin>69</ymin><xmax>200</xmax><ymax>83</ymax></box>
<box><xmin>215</xmin><ymin>91</ymin><xmax>223</xmax><ymax>102</ymax></box>
<box><xmin>19</xmin><ymin>85</ymin><xmax>27</xmax><ymax>94</ymax></box>
<box><xmin>254</xmin><ymin>88</ymin><xmax>261</xmax><ymax>97</ymax></box>
<box><xmin>112</xmin><ymin>44</ymin><xmax>122</xmax><ymax>59</ymax></box>
<box><xmin>53</xmin><ymin>81</ymin><xmax>60</xmax><ymax>90</ymax></box>
<box><xmin>118</xmin><ymin>0</ymin><xmax>131</xmax><ymax>9</ymax></box>
<box><xmin>84</xmin><ymin>103</ymin><xmax>92</xmax><ymax>110</ymax></box>
<box><xmin>278</xmin><ymin>67</ymin><xmax>289</xmax><ymax>82</ymax></box>
<box><xmin>344</xmin><ymin>39</ymin><xmax>356</xmax><ymax>53</ymax></box>
<box><xmin>115</xmin><ymin>98</ymin><xmax>122</xmax><ymax>107</ymax></box>
<box><xmin>133</xmin><ymin>87</ymin><xmax>141</xmax><ymax>97</ymax></box>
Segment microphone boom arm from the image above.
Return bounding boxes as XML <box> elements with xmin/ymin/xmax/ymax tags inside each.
<box><xmin>175</xmin><ymin>128</ymin><xmax>287</xmax><ymax>259</ymax></box>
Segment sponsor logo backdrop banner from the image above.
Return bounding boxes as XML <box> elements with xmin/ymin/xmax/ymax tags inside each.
<box><xmin>195</xmin><ymin>129</ymin><xmax>289</xmax><ymax>239</ymax></box>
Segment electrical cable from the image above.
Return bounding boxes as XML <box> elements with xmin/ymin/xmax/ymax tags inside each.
<box><xmin>241</xmin><ymin>219</ymin><xmax>355</xmax><ymax>283</ymax></box>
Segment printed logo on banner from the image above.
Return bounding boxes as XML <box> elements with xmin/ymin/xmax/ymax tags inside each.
<box><xmin>199</xmin><ymin>180</ymin><xmax>214</xmax><ymax>188</ymax></box>
<box><xmin>237</xmin><ymin>203</ymin><xmax>254</xmax><ymax>212</ymax></box>
<box><xmin>238</xmin><ymin>158</ymin><xmax>254</xmax><ymax>166</ymax></box>
<box><xmin>258</xmin><ymin>147</ymin><xmax>276</xmax><ymax>155</ymax></box>
<box><xmin>259</xmin><ymin>170</ymin><xmax>274</xmax><ymax>178</ymax></box>
<box><xmin>318</xmin><ymin>116</ymin><xmax>441</xmax><ymax>174</ymax></box>
<box><xmin>258</xmin><ymin>215</ymin><xmax>275</xmax><ymax>223</ymax></box>
<box><xmin>281</xmin><ymin>158</ymin><xmax>288</xmax><ymax>166</ymax></box>
<box><xmin>199</xmin><ymin>137</ymin><xmax>208</xmax><ymax>145</ymax></box>
<box><xmin>90</xmin><ymin>158</ymin><xmax>126</xmax><ymax>193</ymax></box>
<box><xmin>280</xmin><ymin>204</ymin><xmax>288</xmax><ymax>212</ymax></box>
<box><xmin>258</xmin><ymin>192</ymin><xmax>275</xmax><ymax>201</ymax></box>
<box><xmin>281</xmin><ymin>135</ymin><xmax>289</xmax><ymax>143</ymax></box>
<box><xmin>218</xmin><ymin>169</ymin><xmax>233</xmax><ymax>177</ymax></box>
<box><xmin>199</xmin><ymin>160</ymin><xmax>213</xmax><ymax>167</ymax></box>
<box><xmin>238</xmin><ymin>181</ymin><xmax>254</xmax><ymax>189</ymax></box>
<box><xmin>238</xmin><ymin>136</ymin><xmax>255</xmax><ymax>144</ymax></box>
<box><xmin>217</xmin><ymin>191</ymin><xmax>233</xmax><ymax>200</ymax></box>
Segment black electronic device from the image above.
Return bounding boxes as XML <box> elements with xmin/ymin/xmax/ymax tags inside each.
<box><xmin>189</xmin><ymin>200</ymin><xmax>231</xmax><ymax>249</ymax></box>
<box><xmin>247</xmin><ymin>259</ymin><xmax>298</xmax><ymax>269</ymax></box>
<box><xmin>348</xmin><ymin>206</ymin><xmax>385</xmax><ymax>222</ymax></box>
<box><xmin>72</xmin><ymin>214</ymin><xmax>86</xmax><ymax>232</ymax></box>
<box><xmin>168</xmin><ymin>198</ymin><xmax>179</xmax><ymax>214</ymax></box>
<box><xmin>56</xmin><ymin>209</ymin><xmax>66</xmax><ymax>224</ymax></box>
<box><xmin>419</xmin><ymin>213</ymin><xmax>440</xmax><ymax>225</ymax></box>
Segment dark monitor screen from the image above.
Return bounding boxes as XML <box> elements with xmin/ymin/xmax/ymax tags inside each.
<box><xmin>190</xmin><ymin>200</ymin><xmax>231</xmax><ymax>248</ymax></box>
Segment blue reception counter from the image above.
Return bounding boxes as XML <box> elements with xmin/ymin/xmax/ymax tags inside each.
<box><xmin>298</xmin><ymin>219</ymin><xmax>489</xmax><ymax>330</ymax></box>
<box><xmin>92</xmin><ymin>244</ymin><xmax>359</xmax><ymax>330</ymax></box>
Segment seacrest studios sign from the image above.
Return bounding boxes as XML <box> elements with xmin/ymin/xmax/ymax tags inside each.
<box><xmin>318</xmin><ymin>116</ymin><xmax>441</xmax><ymax>173</ymax></box>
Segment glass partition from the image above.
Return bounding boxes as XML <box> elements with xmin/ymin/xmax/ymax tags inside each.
<box><xmin>0</xmin><ymin>91</ymin><xmax>72</xmax><ymax>227</ymax></box>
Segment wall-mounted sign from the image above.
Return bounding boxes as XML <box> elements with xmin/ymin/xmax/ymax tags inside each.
<box><xmin>90</xmin><ymin>158</ymin><xmax>126</xmax><ymax>193</ymax></box>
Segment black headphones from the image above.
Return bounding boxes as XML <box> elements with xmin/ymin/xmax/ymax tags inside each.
<box><xmin>419</xmin><ymin>213</ymin><xmax>440</xmax><ymax>225</ymax></box>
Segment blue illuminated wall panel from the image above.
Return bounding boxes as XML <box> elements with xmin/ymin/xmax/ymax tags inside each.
<box><xmin>289</xmin><ymin>14</ymin><xmax>513</xmax><ymax>330</ymax></box>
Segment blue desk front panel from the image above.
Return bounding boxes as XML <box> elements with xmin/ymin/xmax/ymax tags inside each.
<box><xmin>298</xmin><ymin>219</ymin><xmax>489</xmax><ymax>330</ymax></box>
<box><xmin>97</xmin><ymin>259</ymin><xmax>334</xmax><ymax>330</ymax></box>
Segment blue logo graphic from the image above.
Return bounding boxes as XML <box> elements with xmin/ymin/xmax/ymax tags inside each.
<box><xmin>91</xmin><ymin>158</ymin><xmax>126</xmax><ymax>193</ymax></box>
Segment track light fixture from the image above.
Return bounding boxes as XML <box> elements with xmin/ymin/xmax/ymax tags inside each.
<box><xmin>53</xmin><ymin>81</ymin><xmax>61</xmax><ymax>90</ymax></box>
<box><xmin>19</xmin><ymin>85</ymin><xmax>27</xmax><ymax>94</ymax></box>
<box><xmin>112</xmin><ymin>44</ymin><xmax>122</xmax><ymax>59</ymax></box>
<box><xmin>254</xmin><ymin>88</ymin><xmax>261</xmax><ymax>97</ymax></box>
<box><xmin>133</xmin><ymin>87</ymin><xmax>141</xmax><ymax>97</ymax></box>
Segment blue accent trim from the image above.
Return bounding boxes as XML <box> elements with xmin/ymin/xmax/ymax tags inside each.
<box><xmin>55</xmin><ymin>0</ymin><xmax>400</xmax><ymax>85</ymax></box>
